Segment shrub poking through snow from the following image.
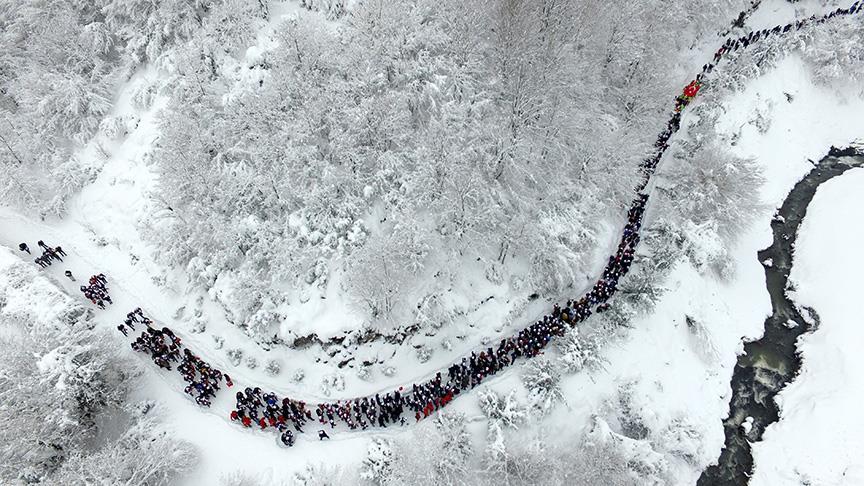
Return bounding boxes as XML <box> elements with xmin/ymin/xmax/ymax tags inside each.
<box><xmin>292</xmin><ymin>369</ymin><xmax>305</xmax><ymax>383</ymax></box>
<box><xmin>226</xmin><ymin>348</ymin><xmax>243</xmax><ymax>367</ymax></box>
<box><xmin>190</xmin><ymin>316</ymin><xmax>206</xmax><ymax>334</ymax></box>
<box><xmin>478</xmin><ymin>388</ymin><xmax>527</xmax><ymax>430</ymax></box>
<box><xmin>360</xmin><ymin>437</ymin><xmax>393</xmax><ymax>485</ymax></box>
<box><xmin>356</xmin><ymin>366</ymin><xmax>372</xmax><ymax>381</ymax></box>
<box><xmin>320</xmin><ymin>373</ymin><xmax>345</xmax><ymax>396</ymax></box>
<box><xmin>265</xmin><ymin>359</ymin><xmax>281</xmax><ymax>376</ymax></box>
<box><xmin>521</xmin><ymin>358</ymin><xmax>564</xmax><ymax>414</ymax></box>
<box><xmin>416</xmin><ymin>344</ymin><xmax>432</xmax><ymax>363</ymax></box>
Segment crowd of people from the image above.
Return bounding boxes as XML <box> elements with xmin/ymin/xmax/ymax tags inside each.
<box><xmin>125</xmin><ymin>308</ymin><xmax>232</xmax><ymax>407</ymax></box>
<box><xmin>79</xmin><ymin>273</ymin><xmax>112</xmax><ymax>309</ymax></box>
<box><xmin>70</xmin><ymin>2</ymin><xmax>861</xmax><ymax>447</ymax></box>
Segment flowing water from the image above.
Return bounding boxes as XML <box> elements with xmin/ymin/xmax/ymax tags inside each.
<box><xmin>697</xmin><ymin>148</ymin><xmax>863</xmax><ymax>485</ymax></box>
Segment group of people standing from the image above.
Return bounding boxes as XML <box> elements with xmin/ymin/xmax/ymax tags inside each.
<box><xmin>20</xmin><ymin>240</ymin><xmax>68</xmax><ymax>273</ymax></box>
<box><xmin>80</xmin><ymin>274</ymin><xmax>111</xmax><ymax>309</ymax></box>
<box><xmin>18</xmin><ymin>240</ymin><xmax>117</xmax><ymax>308</ymax></box>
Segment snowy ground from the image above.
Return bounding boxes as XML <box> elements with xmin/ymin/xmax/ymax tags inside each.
<box><xmin>750</xmin><ymin>167</ymin><xmax>864</xmax><ymax>486</ymax></box>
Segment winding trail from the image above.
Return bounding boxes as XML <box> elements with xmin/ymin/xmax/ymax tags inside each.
<box><xmin>697</xmin><ymin>148</ymin><xmax>864</xmax><ymax>486</ymax></box>
<box><xmin>0</xmin><ymin>0</ymin><xmax>861</xmax><ymax>454</ymax></box>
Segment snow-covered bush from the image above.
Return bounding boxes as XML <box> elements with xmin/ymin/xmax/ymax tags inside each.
<box><xmin>521</xmin><ymin>358</ymin><xmax>565</xmax><ymax>414</ymax></box>
<box><xmin>99</xmin><ymin>116</ymin><xmax>126</xmax><ymax>140</ymax></box>
<box><xmin>367</xmin><ymin>411</ymin><xmax>473</xmax><ymax>485</ymax></box>
<box><xmin>292</xmin><ymin>368</ymin><xmax>306</xmax><ymax>383</ymax></box>
<box><xmin>654</xmin><ymin>417</ymin><xmax>707</xmax><ymax>466</ymax></box>
<box><xmin>265</xmin><ymin>359</ymin><xmax>281</xmax><ymax>376</ymax></box>
<box><xmin>414</xmin><ymin>293</ymin><xmax>456</xmax><ymax>330</ymax></box>
<box><xmin>657</xmin><ymin>131</ymin><xmax>765</xmax><ymax>275</ymax></box>
<box><xmin>381</xmin><ymin>365</ymin><xmax>397</xmax><ymax>377</ymax></box>
<box><xmin>360</xmin><ymin>438</ymin><xmax>393</xmax><ymax>485</ymax></box>
<box><xmin>320</xmin><ymin>373</ymin><xmax>345</xmax><ymax>396</ymax></box>
<box><xmin>221</xmin><ymin>471</ymin><xmax>275</xmax><ymax>486</ymax></box>
<box><xmin>478</xmin><ymin>388</ymin><xmax>527</xmax><ymax>429</ymax></box>
<box><xmin>555</xmin><ymin>326</ymin><xmax>592</xmax><ymax>373</ymax></box>
<box><xmin>293</xmin><ymin>464</ymin><xmax>347</xmax><ymax>486</ymax></box>
<box><xmin>245</xmin><ymin>355</ymin><xmax>258</xmax><ymax>369</ymax></box>
<box><xmin>55</xmin><ymin>412</ymin><xmax>199</xmax><ymax>485</ymax></box>
<box><xmin>440</xmin><ymin>338</ymin><xmax>453</xmax><ymax>351</ymax></box>
<box><xmin>226</xmin><ymin>348</ymin><xmax>244</xmax><ymax>367</ymax></box>
<box><xmin>190</xmin><ymin>316</ymin><xmax>207</xmax><ymax>334</ymax></box>
<box><xmin>244</xmin><ymin>302</ymin><xmax>280</xmax><ymax>346</ymax></box>
<box><xmin>356</xmin><ymin>365</ymin><xmax>372</xmax><ymax>381</ymax></box>
<box><xmin>415</xmin><ymin>344</ymin><xmax>433</xmax><ymax>363</ymax></box>
<box><xmin>616</xmin><ymin>382</ymin><xmax>650</xmax><ymax>440</ymax></box>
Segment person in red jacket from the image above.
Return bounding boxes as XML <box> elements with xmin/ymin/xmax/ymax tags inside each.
<box><xmin>241</xmin><ymin>416</ymin><xmax>252</xmax><ymax>427</ymax></box>
<box><xmin>230</xmin><ymin>410</ymin><xmax>239</xmax><ymax>421</ymax></box>
<box><xmin>259</xmin><ymin>418</ymin><xmax>268</xmax><ymax>430</ymax></box>
<box><xmin>683</xmin><ymin>80</ymin><xmax>701</xmax><ymax>98</ymax></box>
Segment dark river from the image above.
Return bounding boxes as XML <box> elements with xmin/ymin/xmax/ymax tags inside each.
<box><xmin>697</xmin><ymin>148</ymin><xmax>863</xmax><ymax>485</ymax></box>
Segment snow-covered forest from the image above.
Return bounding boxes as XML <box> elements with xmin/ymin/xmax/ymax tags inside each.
<box><xmin>1</xmin><ymin>0</ymin><xmax>863</xmax><ymax>484</ymax></box>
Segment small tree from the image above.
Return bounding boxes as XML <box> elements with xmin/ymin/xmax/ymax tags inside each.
<box><xmin>360</xmin><ymin>438</ymin><xmax>393</xmax><ymax>485</ymax></box>
<box><xmin>521</xmin><ymin>358</ymin><xmax>565</xmax><ymax>414</ymax></box>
